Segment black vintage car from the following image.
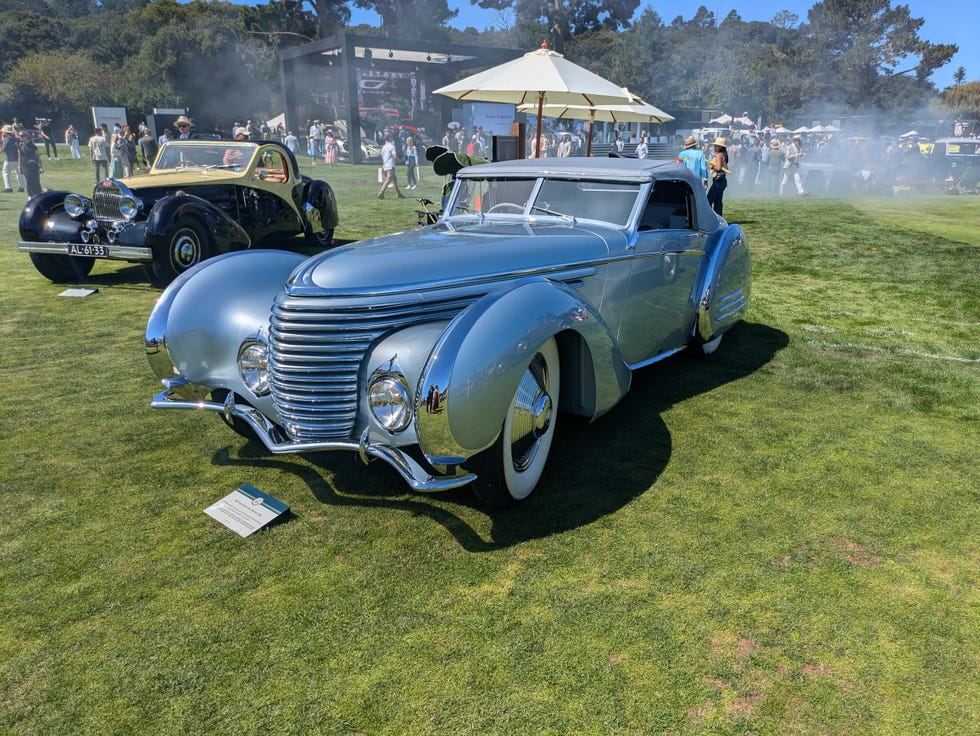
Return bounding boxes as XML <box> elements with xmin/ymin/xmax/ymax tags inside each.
<box><xmin>18</xmin><ymin>140</ymin><xmax>338</xmax><ymax>285</ymax></box>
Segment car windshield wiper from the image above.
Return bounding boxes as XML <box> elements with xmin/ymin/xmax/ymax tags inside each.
<box><xmin>530</xmin><ymin>204</ymin><xmax>575</xmax><ymax>222</ymax></box>
<box><xmin>451</xmin><ymin>205</ymin><xmax>485</xmax><ymax>221</ymax></box>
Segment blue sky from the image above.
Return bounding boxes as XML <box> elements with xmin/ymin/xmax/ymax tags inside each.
<box><xmin>348</xmin><ymin>0</ymin><xmax>975</xmax><ymax>89</ymax></box>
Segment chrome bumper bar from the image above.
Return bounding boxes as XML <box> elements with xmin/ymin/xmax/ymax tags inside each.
<box><xmin>18</xmin><ymin>241</ymin><xmax>153</xmax><ymax>261</ymax></box>
<box><xmin>150</xmin><ymin>387</ymin><xmax>476</xmax><ymax>493</ymax></box>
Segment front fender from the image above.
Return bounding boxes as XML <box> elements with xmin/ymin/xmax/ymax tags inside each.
<box><xmin>415</xmin><ymin>279</ymin><xmax>631</xmax><ymax>466</ymax></box>
<box><xmin>694</xmin><ymin>224</ymin><xmax>751</xmax><ymax>343</ymax></box>
<box><xmin>146</xmin><ymin>249</ymin><xmax>305</xmax><ymax>417</ymax></box>
<box><xmin>146</xmin><ymin>192</ymin><xmax>250</xmax><ymax>253</ymax></box>
<box><xmin>18</xmin><ymin>191</ymin><xmax>78</xmax><ymax>241</ymax></box>
<box><xmin>301</xmin><ymin>179</ymin><xmax>339</xmax><ymax>233</ymax></box>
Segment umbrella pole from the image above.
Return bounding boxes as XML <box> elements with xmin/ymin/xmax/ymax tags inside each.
<box><xmin>535</xmin><ymin>93</ymin><xmax>544</xmax><ymax>159</ymax></box>
<box><xmin>587</xmin><ymin>113</ymin><xmax>594</xmax><ymax>157</ymax></box>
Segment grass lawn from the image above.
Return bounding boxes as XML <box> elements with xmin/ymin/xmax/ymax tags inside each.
<box><xmin>1</xmin><ymin>154</ymin><xmax>977</xmax><ymax>735</ymax></box>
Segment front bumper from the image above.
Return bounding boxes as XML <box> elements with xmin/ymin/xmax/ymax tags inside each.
<box><xmin>18</xmin><ymin>240</ymin><xmax>152</xmax><ymax>261</ymax></box>
<box><xmin>150</xmin><ymin>384</ymin><xmax>476</xmax><ymax>493</ymax></box>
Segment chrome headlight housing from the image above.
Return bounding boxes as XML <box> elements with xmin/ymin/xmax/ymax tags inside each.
<box><xmin>367</xmin><ymin>369</ymin><xmax>412</xmax><ymax>433</ymax></box>
<box><xmin>237</xmin><ymin>337</ymin><xmax>270</xmax><ymax>397</ymax></box>
<box><xmin>119</xmin><ymin>195</ymin><xmax>142</xmax><ymax>220</ymax></box>
<box><xmin>64</xmin><ymin>193</ymin><xmax>91</xmax><ymax>218</ymax></box>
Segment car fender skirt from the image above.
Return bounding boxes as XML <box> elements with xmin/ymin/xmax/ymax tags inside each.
<box><xmin>146</xmin><ymin>250</ymin><xmax>305</xmax><ymax>406</ymax></box>
<box><xmin>415</xmin><ymin>279</ymin><xmax>630</xmax><ymax>466</ymax></box>
<box><xmin>695</xmin><ymin>224</ymin><xmax>751</xmax><ymax>343</ymax></box>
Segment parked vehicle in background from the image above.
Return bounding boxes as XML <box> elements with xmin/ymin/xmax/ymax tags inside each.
<box><xmin>18</xmin><ymin>140</ymin><xmax>338</xmax><ymax>285</ymax></box>
<box><xmin>146</xmin><ymin>158</ymin><xmax>751</xmax><ymax>504</ymax></box>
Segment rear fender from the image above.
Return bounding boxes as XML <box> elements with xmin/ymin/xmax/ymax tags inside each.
<box><xmin>146</xmin><ymin>193</ymin><xmax>250</xmax><ymax>252</ymax></box>
<box><xmin>415</xmin><ymin>279</ymin><xmax>631</xmax><ymax>467</ymax></box>
<box><xmin>146</xmin><ymin>249</ymin><xmax>304</xmax><ymax>418</ymax></box>
<box><xmin>693</xmin><ymin>223</ymin><xmax>751</xmax><ymax>343</ymax></box>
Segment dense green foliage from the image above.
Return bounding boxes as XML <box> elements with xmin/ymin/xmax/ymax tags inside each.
<box><xmin>0</xmin><ymin>0</ymin><xmax>965</xmax><ymax>132</ymax></box>
<box><xmin>0</xmin><ymin>156</ymin><xmax>977</xmax><ymax>734</ymax></box>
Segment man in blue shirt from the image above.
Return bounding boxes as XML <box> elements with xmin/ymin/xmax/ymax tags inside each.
<box><xmin>677</xmin><ymin>136</ymin><xmax>708</xmax><ymax>187</ymax></box>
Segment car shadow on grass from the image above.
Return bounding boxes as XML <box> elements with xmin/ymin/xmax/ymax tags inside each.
<box><xmin>212</xmin><ymin>321</ymin><xmax>788</xmax><ymax>550</ymax></box>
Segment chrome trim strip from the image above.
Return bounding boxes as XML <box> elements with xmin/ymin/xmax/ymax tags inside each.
<box><xmin>150</xmin><ymin>389</ymin><xmax>475</xmax><ymax>492</ymax></box>
<box><xmin>18</xmin><ymin>241</ymin><xmax>152</xmax><ymax>260</ymax></box>
<box><xmin>628</xmin><ymin>345</ymin><xmax>688</xmax><ymax>371</ymax></box>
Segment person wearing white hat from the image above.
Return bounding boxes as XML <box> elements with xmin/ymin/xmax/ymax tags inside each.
<box><xmin>707</xmin><ymin>137</ymin><xmax>729</xmax><ymax>216</ymax></box>
<box><xmin>780</xmin><ymin>134</ymin><xmax>807</xmax><ymax>196</ymax></box>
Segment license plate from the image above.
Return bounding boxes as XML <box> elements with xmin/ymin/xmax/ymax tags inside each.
<box><xmin>68</xmin><ymin>244</ymin><xmax>109</xmax><ymax>257</ymax></box>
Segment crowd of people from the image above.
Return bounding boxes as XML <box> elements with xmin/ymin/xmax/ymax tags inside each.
<box><xmin>5</xmin><ymin>109</ymin><xmax>972</xmax><ymax>209</ymax></box>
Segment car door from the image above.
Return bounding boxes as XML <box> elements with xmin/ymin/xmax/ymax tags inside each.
<box><xmin>616</xmin><ymin>179</ymin><xmax>705</xmax><ymax>365</ymax></box>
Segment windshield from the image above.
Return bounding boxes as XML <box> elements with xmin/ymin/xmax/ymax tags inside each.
<box><xmin>450</xmin><ymin>177</ymin><xmax>642</xmax><ymax>227</ymax></box>
<box><xmin>152</xmin><ymin>143</ymin><xmax>257</xmax><ymax>171</ymax></box>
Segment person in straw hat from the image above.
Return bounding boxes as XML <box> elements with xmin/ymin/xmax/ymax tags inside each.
<box><xmin>677</xmin><ymin>135</ymin><xmax>708</xmax><ymax>186</ymax></box>
<box><xmin>767</xmin><ymin>138</ymin><xmax>785</xmax><ymax>193</ymax></box>
<box><xmin>707</xmin><ymin>137</ymin><xmax>729</xmax><ymax>216</ymax></box>
<box><xmin>780</xmin><ymin>134</ymin><xmax>807</xmax><ymax>196</ymax></box>
<box><xmin>174</xmin><ymin>115</ymin><xmax>193</xmax><ymax>139</ymax></box>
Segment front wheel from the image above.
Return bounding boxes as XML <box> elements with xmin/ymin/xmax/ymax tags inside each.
<box><xmin>28</xmin><ymin>253</ymin><xmax>95</xmax><ymax>282</ymax></box>
<box><xmin>152</xmin><ymin>218</ymin><xmax>213</xmax><ymax>286</ymax></box>
<box><xmin>470</xmin><ymin>337</ymin><xmax>560</xmax><ymax>506</ymax></box>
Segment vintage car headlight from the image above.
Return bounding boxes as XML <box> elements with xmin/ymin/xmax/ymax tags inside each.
<box><xmin>367</xmin><ymin>371</ymin><xmax>412</xmax><ymax>433</ymax></box>
<box><xmin>64</xmin><ymin>193</ymin><xmax>91</xmax><ymax>218</ymax></box>
<box><xmin>119</xmin><ymin>195</ymin><xmax>142</xmax><ymax>220</ymax></box>
<box><xmin>237</xmin><ymin>338</ymin><xmax>270</xmax><ymax>397</ymax></box>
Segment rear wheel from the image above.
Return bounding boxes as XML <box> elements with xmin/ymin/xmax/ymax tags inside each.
<box><xmin>471</xmin><ymin>337</ymin><xmax>560</xmax><ymax>506</ymax></box>
<box><xmin>152</xmin><ymin>218</ymin><xmax>212</xmax><ymax>286</ymax></box>
<box><xmin>29</xmin><ymin>253</ymin><xmax>95</xmax><ymax>282</ymax></box>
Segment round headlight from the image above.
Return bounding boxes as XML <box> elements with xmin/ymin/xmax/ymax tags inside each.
<box><xmin>367</xmin><ymin>374</ymin><xmax>412</xmax><ymax>433</ymax></box>
<box><xmin>64</xmin><ymin>193</ymin><xmax>90</xmax><ymax>218</ymax></box>
<box><xmin>237</xmin><ymin>340</ymin><xmax>270</xmax><ymax>397</ymax></box>
<box><xmin>119</xmin><ymin>195</ymin><xmax>141</xmax><ymax>220</ymax></box>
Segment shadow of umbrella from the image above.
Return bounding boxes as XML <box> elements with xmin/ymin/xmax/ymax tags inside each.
<box><xmin>212</xmin><ymin>321</ymin><xmax>788</xmax><ymax>551</ymax></box>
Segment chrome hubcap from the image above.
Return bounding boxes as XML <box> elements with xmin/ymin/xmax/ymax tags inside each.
<box><xmin>510</xmin><ymin>353</ymin><xmax>551</xmax><ymax>472</ymax></box>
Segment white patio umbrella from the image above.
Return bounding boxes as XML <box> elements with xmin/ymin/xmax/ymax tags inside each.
<box><xmin>434</xmin><ymin>42</ymin><xmax>634</xmax><ymax>158</ymax></box>
<box><xmin>517</xmin><ymin>93</ymin><xmax>674</xmax><ymax>156</ymax></box>
<box><xmin>793</xmin><ymin>126</ymin><xmax>811</xmax><ymax>134</ymax></box>
<box><xmin>710</xmin><ymin>114</ymin><xmax>733</xmax><ymax>124</ymax></box>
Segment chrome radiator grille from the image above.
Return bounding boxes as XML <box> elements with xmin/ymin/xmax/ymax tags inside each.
<box><xmin>269</xmin><ymin>291</ymin><xmax>479</xmax><ymax>441</ymax></box>
<box><xmin>93</xmin><ymin>183</ymin><xmax>123</xmax><ymax>221</ymax></box>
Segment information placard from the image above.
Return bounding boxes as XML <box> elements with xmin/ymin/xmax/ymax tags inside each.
<box><xmin>204</xmin><ymin>484</ymin><xmax>289</xmax><ymax>537</ymax></box>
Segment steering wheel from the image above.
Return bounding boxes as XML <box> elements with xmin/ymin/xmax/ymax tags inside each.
<box><xmin>487</xmin><ymin>202</ymin><xmax>525</xmax><ymax>214</ymax></box>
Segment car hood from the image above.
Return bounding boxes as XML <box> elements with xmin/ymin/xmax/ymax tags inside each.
<box><xmin>288</xmin><ymin>219</ymin><xmax>624</xmax><ymax>296</ymax></box>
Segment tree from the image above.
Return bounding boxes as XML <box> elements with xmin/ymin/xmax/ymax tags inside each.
<box><xmin>475</xmin><ymin>0</ymin><xmax>639</xmax><ymax>53</ymax></box>
<box><xmin>806</xmin><ymin>0</ymin><xmax>957</xmax><ymax>108</ymax></box>
<box><xmin>941</xmin><ymin>81</ymin><xmax>980</xmax><ymax>118</ymax></box>
<box><xmin>353</xmin><ymin>0</ymin><xmax>456</xmax><ymax>40</ymax></box>
<box><xmin>0</xmin><ymin>11</ymin><xmax>69</xmax><ymax>76</ymax></box>
<box><xmin>4</xmin><ymin>51</ymin><xmax>124</xmax><ymax>118</ymax></box>
<box><xmin>952</xmin><ymin>66</ymin><xmax>966</xmax><ymax>86</ymax></box>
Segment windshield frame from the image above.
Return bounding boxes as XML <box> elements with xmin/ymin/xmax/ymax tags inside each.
<box><xmin>150</xmin><ymin>141</ymin><xmax>260</xmax><ymax>173</ymax></box>
<box><xmin>447</xmin><ymin>175</ymin><xmax>645</xmax><ymax>229</ymax></box>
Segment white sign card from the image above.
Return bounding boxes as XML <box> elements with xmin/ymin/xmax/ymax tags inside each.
<box><xmin>204</xmin><ymin>484</ymin><xmax>289</xmax><ymax>538</ymax></box>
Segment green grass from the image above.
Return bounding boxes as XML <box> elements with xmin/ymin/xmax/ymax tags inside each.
<box><xmin>1</xmin><ymin>155</ymin><xmax>978</xmax><ymax>735</ymax></box>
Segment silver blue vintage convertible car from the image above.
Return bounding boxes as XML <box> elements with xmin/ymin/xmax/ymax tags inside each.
<box><xmin>146</xmin><ymin>157</ymin><xmax>750</xmax><ymax>504</ymax></box>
